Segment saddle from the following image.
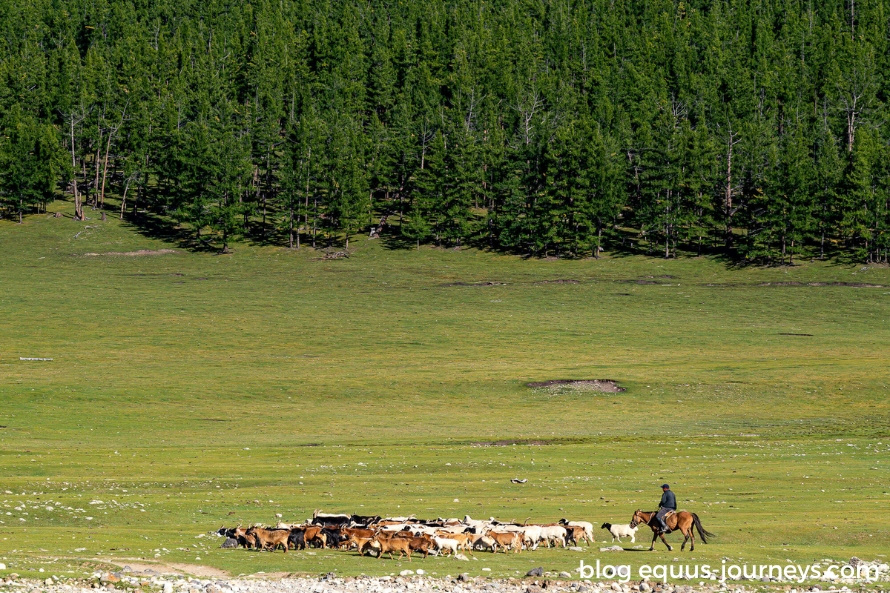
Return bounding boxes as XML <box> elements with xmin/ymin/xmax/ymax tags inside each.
<box><xmin>664</xmin><ymin>510</ymin><xmax>675</xmax><ymax>519</ymax></box>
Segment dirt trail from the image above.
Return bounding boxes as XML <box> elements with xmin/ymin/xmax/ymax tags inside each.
<box><xmin>101</xmin><ymin>559</ymin><xmax>229</xmax><ymax>578</ymax></box>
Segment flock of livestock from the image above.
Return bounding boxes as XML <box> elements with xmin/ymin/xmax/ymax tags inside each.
<box><xmin>217</xmin><ymin>511</ymin><xmax>639</xmax><ymax>561</ymax></box>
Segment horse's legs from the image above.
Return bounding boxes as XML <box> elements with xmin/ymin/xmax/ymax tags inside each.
<box><xmin>649</xmin><ymin>530</ymin><xmax>658</xmax><ymax>551</ymax></box>
<box><xmin>681</xmin><ymin>524</ymin><xmax>692</xmax><ymax>551</ymax></box>
<box><xmin>658</xmin><ymin>533</ymin><xmax>673</xmax><ymax>551</ymax></box>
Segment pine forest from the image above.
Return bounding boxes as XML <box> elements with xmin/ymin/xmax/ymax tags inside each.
<box><xmin>1</xmin><ymin>0</ymin><xmax>889</xmax><ymax>263</ymax></box>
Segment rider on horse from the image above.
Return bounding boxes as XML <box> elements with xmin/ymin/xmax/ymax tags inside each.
<box><xmin>656</xmin><ymin>484</ymin><xmax>676</xmax><ymax>534</ymax></box>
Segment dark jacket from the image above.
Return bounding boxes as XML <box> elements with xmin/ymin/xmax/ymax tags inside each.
<box><xmin>659</xmin><ymin>489</ymin><xmax>676</xmax><ymax>510</ymax></box>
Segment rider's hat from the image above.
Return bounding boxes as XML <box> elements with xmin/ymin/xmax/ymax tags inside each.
<box><xmin>661</xmin><ymin>484</ymin><xmax>670</xmax><ymax>489</ymax></box>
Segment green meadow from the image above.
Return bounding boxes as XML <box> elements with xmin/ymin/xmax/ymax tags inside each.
<box><xmin>1</xmin><ymin>205</ymin><xmax>888</xmax><ymax>583</ymax></box>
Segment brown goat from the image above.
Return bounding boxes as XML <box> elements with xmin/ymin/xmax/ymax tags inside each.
<box><xmin>371</xmin><ymin>535</ymin><xmax>413</xmax><ymax>561</ymax></box>
<box><xmin>488</xmin><ymin>530</ymin><xmax>522</xmax><ymax>553</ymax></box>
<box><xmin>246</xmin><ymin>527</ymin><xmax>289</xmax><ymax>552</ymax></box>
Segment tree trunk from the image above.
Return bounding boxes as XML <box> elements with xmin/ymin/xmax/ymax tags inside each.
<box><xmin>253</xmin><ymin>165</ymin><xmax>261</xmax><ymax>233</ymax></box>
<box><xmin>100</xmin><ymin>129</ymin><xmax>114</xmax><ymax>208</ymax></box>
<box><xmin>312</xmin><ymin>194</ymin><xmax>317</xmax><ymax>249</ymax></box>
<box><xmin>595</xmin><ymin>222</ymin><xmax>602</xmax><ymax>259</ymax></box>
<box><xmin>289</xmin><ymin>202</ymin><xmax>295</xmax><ymax>249</ymax></box>
<box><xmin>70</xmin><ymin>118</ymin><xmax>84</xmax><ymax>221</ymax></box>
<box><xmin>304</xmin><ymin>147</ymin><xmax>311</xmax><ymax>227</ymax></box>
<box><xmin>724</xmin><ymin>131</ymin><xmax>740</xmax><ymax>251</ymax></box>
<box><xmin>120</xmin><ymin>175</ymin><xmax>134</xmax><ymax>219</ymax></box>
<box><xmin>93</xmin><ymin>128</ymin><xmax>103</xmax><ymax>208</ymax></box>
<box><xmin>781</xmin><ymin>232</ymin><xmax>786</xmax><ymax>264</ymax></box>
<box><xmin>133</xmin><ymin>179</ymin><xmax>142</xmax><ymax>217</ymax></box>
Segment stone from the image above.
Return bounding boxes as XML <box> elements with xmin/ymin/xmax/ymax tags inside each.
<box><xmin>560</xmin><ymin>572</ymin><xmax>572</xmax><ymax>579</ymax></box>
<box><xmin>399</xmin><ymin>571</ymin><xmax>414</xmax><ymax>577</ymax></box>
<box><xmin>221</xmin><ymin>538</ymin><xmax>239</xmax><ymax>549</ymax></box>
<box><xmin>526</xmin><ymin>568</ymin><xmax>544</xmax><ymax>577</ymax></box>
<box><xmin>454</xmin><ymin>554</ymin><xmax>470</xmax><ymax>561</ymax></box>
<box><xmin>457</xmin><ymin>574</ymin><xmax>471</xmax><ymax>583</ymax></box>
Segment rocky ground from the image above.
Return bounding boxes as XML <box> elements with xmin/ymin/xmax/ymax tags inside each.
<box><xmin>0</xmin><ymin>570</ymin><xmax>885</xmax><ymax>593</ymax></box>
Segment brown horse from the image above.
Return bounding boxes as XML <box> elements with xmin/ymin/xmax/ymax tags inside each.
<box><xmin>630</xmin><ymin>510</ymin><xmax>714</xmax><ymax>551</ymax></box>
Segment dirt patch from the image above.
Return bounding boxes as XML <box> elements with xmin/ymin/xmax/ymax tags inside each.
<box><xmin>759</xmin><ymin>281</ymin><xmax>884</xmax><ymax>288</ymax></box>
<box><xmin>618</xmin><ymin>275</ymin><xmax>678</xmax><ymax>285</ymax></box>
<box><xmin>103</xmin><ymin>559</ymin><xmax>229</xmax><ymax>578</ymax></box>
<box><xmin>471</xmin><ymin>439</ymin><xmax>559</xmax><ymax>447</ymax></box>
<box><xmin>444</xmin><ymin>281</ymin><xmax>505</xmax><ymax>287</ymax></box>
<box><xmin>526</xmin><ymin>379</ymin><xmax>625</xmax><ymax>393</ymax></box>
<box><xmin>82</xmin><ymin>249</ymin><xmax>177</xmax><ymax>257</ymax></box>
<box><xmin>535</xmin><ymin>279</ymin><xmax>580</xmax><ymax>285</ymax></box>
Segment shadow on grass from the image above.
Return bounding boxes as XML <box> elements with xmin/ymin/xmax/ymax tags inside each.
<box><xmin>121</xmin><ymin>210</ymin><xmax>220</xmax><ymax>253</ymax></box>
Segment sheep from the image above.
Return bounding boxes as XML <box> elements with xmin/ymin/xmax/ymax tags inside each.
<box><xmin>538</xmin><ymin>525</ymin><xmax>568</xmax><ymax>548</ymax></box>
<box><xmin>601</xmin><ymin>522</ymin><xmax>638</xmax><ymax>543</ymax></box>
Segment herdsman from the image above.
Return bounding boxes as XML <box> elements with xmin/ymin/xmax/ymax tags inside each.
<box><xmin>655</xmin><ymin>484</ymin><xmax>676</xmax><ymax>533</ymax></box>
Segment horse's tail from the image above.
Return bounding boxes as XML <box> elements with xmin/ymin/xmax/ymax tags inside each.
<box><xmin>692</xmin><ymin>513</ymin><xmax>714</xmax><ymax>543</ymax></box>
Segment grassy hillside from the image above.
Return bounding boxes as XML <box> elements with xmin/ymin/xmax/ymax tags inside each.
<box><xmin>0</xmin><ymin>205</ymin><xmax>888</xmax><ymax>582</ymax></box>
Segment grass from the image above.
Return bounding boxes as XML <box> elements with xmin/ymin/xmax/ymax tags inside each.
<box><xmin>0</xmin><ymin>202</ymin><xmax>888</xmax><ymax>583</ymax></box>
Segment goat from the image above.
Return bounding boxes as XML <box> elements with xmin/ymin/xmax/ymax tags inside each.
<box><xmin>601</xmin><ymin>522</ymin><xmax>638</xmax><ymax>543</ymax></box>
<box><xmin>487</xmin><ymin>530</ymin><xmax>522</xmax><ymax>553</ymax></box>
<box><xmin>432</xmin><ymin>536</ymin><xmax>459</xmax><ymax>556</ymax></box>
<box><xmin>246</xmin><ymin>526</ymin><xmax>289</xmax><ymax>552</ymax></box>
<box><xmin>559</xmin><ymin>518</ymin><xmax>595</xmax><ymax>543</ymax></box>
<box><xmin>371</xmin><ymin>535</ymin><xmax>412</xmax><ymax>561</ymax></box>
<box><xmin>468</xmin><ymin>533</ymin><xmax>497</xmax><ymax>552</ymax></box>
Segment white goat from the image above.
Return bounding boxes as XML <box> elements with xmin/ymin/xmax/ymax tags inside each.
<box><xmin>433</xmin><ymin>536</ymin><xmax>460</xmax><ymax>556</ymax></box>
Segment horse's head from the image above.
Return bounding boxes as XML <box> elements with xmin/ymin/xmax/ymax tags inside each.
<box><xmin>629</xmin><ymin>509</ymin><xmax>647</xmax><ymax>529</ymax></box>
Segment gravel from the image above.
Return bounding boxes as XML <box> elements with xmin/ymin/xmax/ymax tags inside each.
<box><xmin>0</xmin><ymin>574</ymin><xmax>871</xmax><ymax>593</ymax></box>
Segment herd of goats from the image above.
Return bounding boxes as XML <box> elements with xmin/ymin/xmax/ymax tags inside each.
<box><xmin>216</xmin><ymin>511</ymin><xmax>637</xmax><ymax>561</ymax></box>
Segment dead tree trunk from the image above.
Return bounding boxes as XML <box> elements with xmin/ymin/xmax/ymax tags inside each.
<box><xmin>724</xmin><ymin>129</ymin><xmax>741</xmax><ymax>250</ymax></box>
<box><xmin>93</xmin><ymin>127</ymin><xmax>103</xmax><ymax>208</ymax></box>
<box><xmin>99</xmin><ymin>128</ymin><xmax>115</xmax><ymax>209</ymax></box>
